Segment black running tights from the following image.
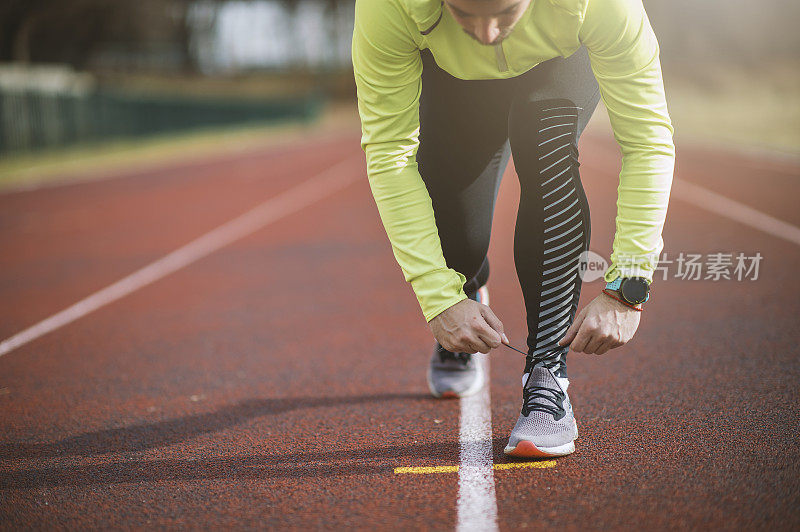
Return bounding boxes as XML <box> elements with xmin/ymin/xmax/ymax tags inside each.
<box><xmin>417</xmin><ymin>47</ymin><xmax>601</xmax><ymax>376</ymax></box>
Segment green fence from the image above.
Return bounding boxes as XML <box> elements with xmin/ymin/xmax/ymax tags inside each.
<box><xmin>0</xmin><ymin>89</ymin><xmax>324</xmax><ymax>156</ymax></box>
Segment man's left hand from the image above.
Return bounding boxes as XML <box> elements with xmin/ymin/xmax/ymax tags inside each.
<box><xmin>557</xmin><ymin>293</ymin><xmax>641</xmax><ymax>355</ymax></box>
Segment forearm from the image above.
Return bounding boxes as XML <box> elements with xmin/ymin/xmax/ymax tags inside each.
<box><xmin>367</xmin><ymin>164</ymin><xmax>468</xmax><ymax>321</ymax></box>
<box><xmin>581</xmin><ymin>0</ymin><xmax>676</xmax><ymax>282</ymax></box>
<box><xmin>603</xmin><ymin>143</ymin><xmax>675</xmax><ymax>282</ymax></box>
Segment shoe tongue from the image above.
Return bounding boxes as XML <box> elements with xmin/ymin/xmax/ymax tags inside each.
<box><xmin>523</xmin><ymin>366</ymin><xmax>555</xmax><ymax>389</ymax></box>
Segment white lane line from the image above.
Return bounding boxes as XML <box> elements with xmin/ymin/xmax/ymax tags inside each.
<box><xmin>457</xmin><ymin>353</ymin><xmax>498</xmax><ymax>532</ymax></box>
<box><xmin>0</xmin><ymin>156</ymin><xmax>362</xmax><ymax>358</ymax></box>
<box><xmin>672</xmin><ymin>178</ymin><xmax>800</xmax><ymax>247</ymax></box>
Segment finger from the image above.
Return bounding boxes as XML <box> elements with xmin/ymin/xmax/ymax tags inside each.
<box><xmin>468</xmin><ymin>338</ymin><xmax>492</xmax><ymax>354</ymax></box>
<box><xmin>583</xmin><ymin>333</ymin><xmax>606</xmax><ymax>355</ymax></box>
<box><xmin>479</xmin><ymin>306</ymin><xmax>505</xmax><ymax>338</ymax></box>
<box><xmin>558</xmin><ymin>307</ymin><xmax>586</xmax><ymax>346</ymax></box>
<box><xmin>458</xmin><ymin>341</ymin><xmax>476</xmax><ymax>354</ymax></box>
<box><xmin>476</xmin><ymin>328</ymin><xmax>502</xmax><ymax>349</ymax></box>
<box><xmin>472</xmin><ymin>330</ymin><xmax>495</xmax><ymax>353</ymax></box>
<box><xmin>474</xmin><ymin>317</ymin><xmax>502</xmax><ymax>347</ymax></box>
<box><xmin>594</xmin><ymin>338</ymin><xmax>617</xmax><ymax>355</ymax></box>
<box><xmin>455</xmin><ymin>334</ymin><xmax>479</xmax><ymax>354</ymax></box>
<box><xmin>443</xmin><ymin>340</ymin><xmax>459</xmax><ymax>353</ymax></box>
<box><xmin>470</xmin><ymin>312</ymin><xmax>502</xmax><ymax>349</ymax></box>
<box><xmin>569</xmin><ymin>324</ymin><xmax>592</xmax><ymax>353</ymax></box>
<box><xmin>447</xmin><ymin>341</ymin><xmax>462</xmax><ymax>353</ymax></box>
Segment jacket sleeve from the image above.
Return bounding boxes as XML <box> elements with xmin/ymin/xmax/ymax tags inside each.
<box><xmin>352</xmin><ymin>0</ymin><xmax>468</xmax><ymax>321</ymax></box>
<box><xmin>579</xmin><ymin>0</ymin><xmax>676</xmax><ymax>283</ymax></box>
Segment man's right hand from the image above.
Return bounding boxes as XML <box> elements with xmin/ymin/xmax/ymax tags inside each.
<box><xmin>429</xmin><ymin>298</ymin><xmax>508</xmax><ymax>354</ymax></box>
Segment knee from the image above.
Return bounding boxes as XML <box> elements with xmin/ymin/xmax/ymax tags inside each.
<box><xmin>509</xmin><ymin>98</ymin><xmax>580</xmax><ymax>175</ymax></box>
<box><xmin>442</xmin><ymin>238</ymin><xmax>488</xmax><ymax>287</ymax></box>
<box><xmin>462</xmin><ymin>257</ymin><xmax>490</xmax><ymax>298</ymax></box>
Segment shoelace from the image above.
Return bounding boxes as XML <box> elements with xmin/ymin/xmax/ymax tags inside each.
<box><xmin>521</xmin><ymin>368</ymin><xmax>566</xmax><ymax>419</ymax></box>
<box><xmin>505</xmin><ymin>343</ymin><xmax>566</xmax><ymax>419</ymax></box>
<box><xmin>436</xmin><ymin>344</ymin><xmax>472</xmax><ymax>365</ymax></box>
<box><xmin>499</xmin><ymin>340</ymin><xmax>569</xmax><ymax>418</ymax></box>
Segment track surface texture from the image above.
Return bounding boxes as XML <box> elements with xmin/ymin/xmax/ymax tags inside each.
<box><xmin>1</xmin><ymin>127</ymin><xmax>798</xmax><ymax>530</ymax></box>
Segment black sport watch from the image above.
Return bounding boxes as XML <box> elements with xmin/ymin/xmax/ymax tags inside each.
<box><xmin>605</xmin><ymin>276</ymin><xmax>651</xmax><ymax>305</ymax></box>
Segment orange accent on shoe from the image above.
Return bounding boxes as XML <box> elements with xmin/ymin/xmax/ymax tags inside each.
<box><xmin>440</xmin><ymin>391</ymin><xmax>459</xmax><ymax>399</ymax></box>
<box><xmin>505</xmin><ymin>440</ymin><xmax>558</xmax><ymax>458</ymax></box>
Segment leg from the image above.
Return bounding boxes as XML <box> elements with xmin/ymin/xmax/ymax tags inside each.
<box><xmin>503</xmin><ymin>46</ymin><xmax>600</xmax><ymax>457</ymax></box>
<box><xmin>417</xmin><ymin>48</ymin><xmax>513</xmax><ymax>299</ymax></box>
<box><xmin>508</xmin><ymin>46</ymin><xmax>600</xmax><ymax>377</ymax></box>
<box><xmin>417</xmin><ymin>48</ymin><xmax>513</xmax><ymax>398</ymax></box>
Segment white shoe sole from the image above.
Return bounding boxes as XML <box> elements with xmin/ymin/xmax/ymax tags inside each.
<box><xmin>504</xmin><ymin>418</ymin><xmax>578</xmax><ymax>458</ymax></box>
<box><xmin>503</xmin><ymin>439</ymin><xmax>575</xmax><ymax>458</ymax></box>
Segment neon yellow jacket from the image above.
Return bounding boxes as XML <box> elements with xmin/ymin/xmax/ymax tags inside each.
<box><xmin>352</xmin><ymin>0</ymin><xmax>675</xmax><ymax>322</ymax></box>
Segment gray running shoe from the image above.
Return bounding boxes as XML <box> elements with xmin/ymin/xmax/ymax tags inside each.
<box><xmin>426</xmin><ymin>344</ymin><xmax>485</xmax><ymax>399</ymax></box>
<box><xmin>504</xmin><ymin>364</ymin><xmax>578</xmax><ymax>457</ymax></box>
<box><xmin>426</xmin><ymin>286</ymin><xmax>489</xmax><ymax>399</ymax></box>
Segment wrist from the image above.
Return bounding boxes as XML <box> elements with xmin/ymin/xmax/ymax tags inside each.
<box><xmin>602</xmin><ymin>289</ymin><xmax>643</xmax><ymax>311</ymax></box>
<box><xmin>426</xmin><ymin>294</ymin><xmax>469</xmax><ymax>323</ymax></box>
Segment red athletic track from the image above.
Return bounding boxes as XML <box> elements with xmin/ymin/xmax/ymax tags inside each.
<box><xmin>1</xmin><ymin>127</ymin><xmax>798</xmax><ymax>530</ymax></box>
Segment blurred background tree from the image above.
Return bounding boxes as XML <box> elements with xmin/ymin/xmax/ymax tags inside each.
<box><xmin>2</xmin><ymin>0</ymin><xmax>797</xmax><ymax>73</ymax></box>
<box><xmin>0</xmin><ymin>0</ymin><xmax>797</xmax><ymax>158</ymax></box>
<box><xmin>1</xmin><ymin>0</ymin><xmax>190</xmax><ymax>68</ymax></box>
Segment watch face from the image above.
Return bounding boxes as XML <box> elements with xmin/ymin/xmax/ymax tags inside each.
<box><xmin>620</xmin><ymin>278</ymin><xmax>649</xmax><ymax>305</ymax></box>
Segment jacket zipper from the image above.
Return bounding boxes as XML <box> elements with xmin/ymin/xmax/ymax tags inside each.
<box><xmin>494</xmin><ymin>43</ymin><xmax>509</xmax><ymax>72</ymax></box>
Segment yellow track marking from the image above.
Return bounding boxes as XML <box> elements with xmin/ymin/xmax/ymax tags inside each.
<box><xmin>394</xmin><ymin>461</ymin><xmax>556</xmax><ymax>474</ymax></box>
<box><xmin>395</xmin><ymin>466</ymin><xmax>460</xmax><ymax>474</ymax></box>
<box><xmin>493</xmin><ymin>461</ymin><xmax>556</xmax><ymax>471</ymax></box>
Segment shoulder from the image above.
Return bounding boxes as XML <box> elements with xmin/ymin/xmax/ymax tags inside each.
<box><xmin>353</xmin><ymin>0</ymin><xmax>424</xmax><ymax>83</ymax></box>
<box><xmin>356</xmin><ymin>0</ymin><xmax>441</xmax><ymax>35</ymax></box>
<box><xmin>354</xmin><ymin>0</ymin><xmax>421</xmax><ymax>54</ymax></box>
<box><xmin>582</xmin><ymin>0</ymin><xmax>645</xmax><ymax>25</ymax></box>
<box><xmin>579</xmin><ymin>0</ymin><xmax>659</xmax><ymax>69</ymax></box>
<box><xmin>402</xmin><ymin>0</ymin><xmax>446</xmax><ymax>34</ymax></box>
<box><xmin>550</xmin><ymin>0</ymin><xmax>645</xmax><ymax>23</ymax></box>
<box><xmin>547</xmin><ymin>0</ymin><xmax>589</xmax><ymax>17</ymax></box>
